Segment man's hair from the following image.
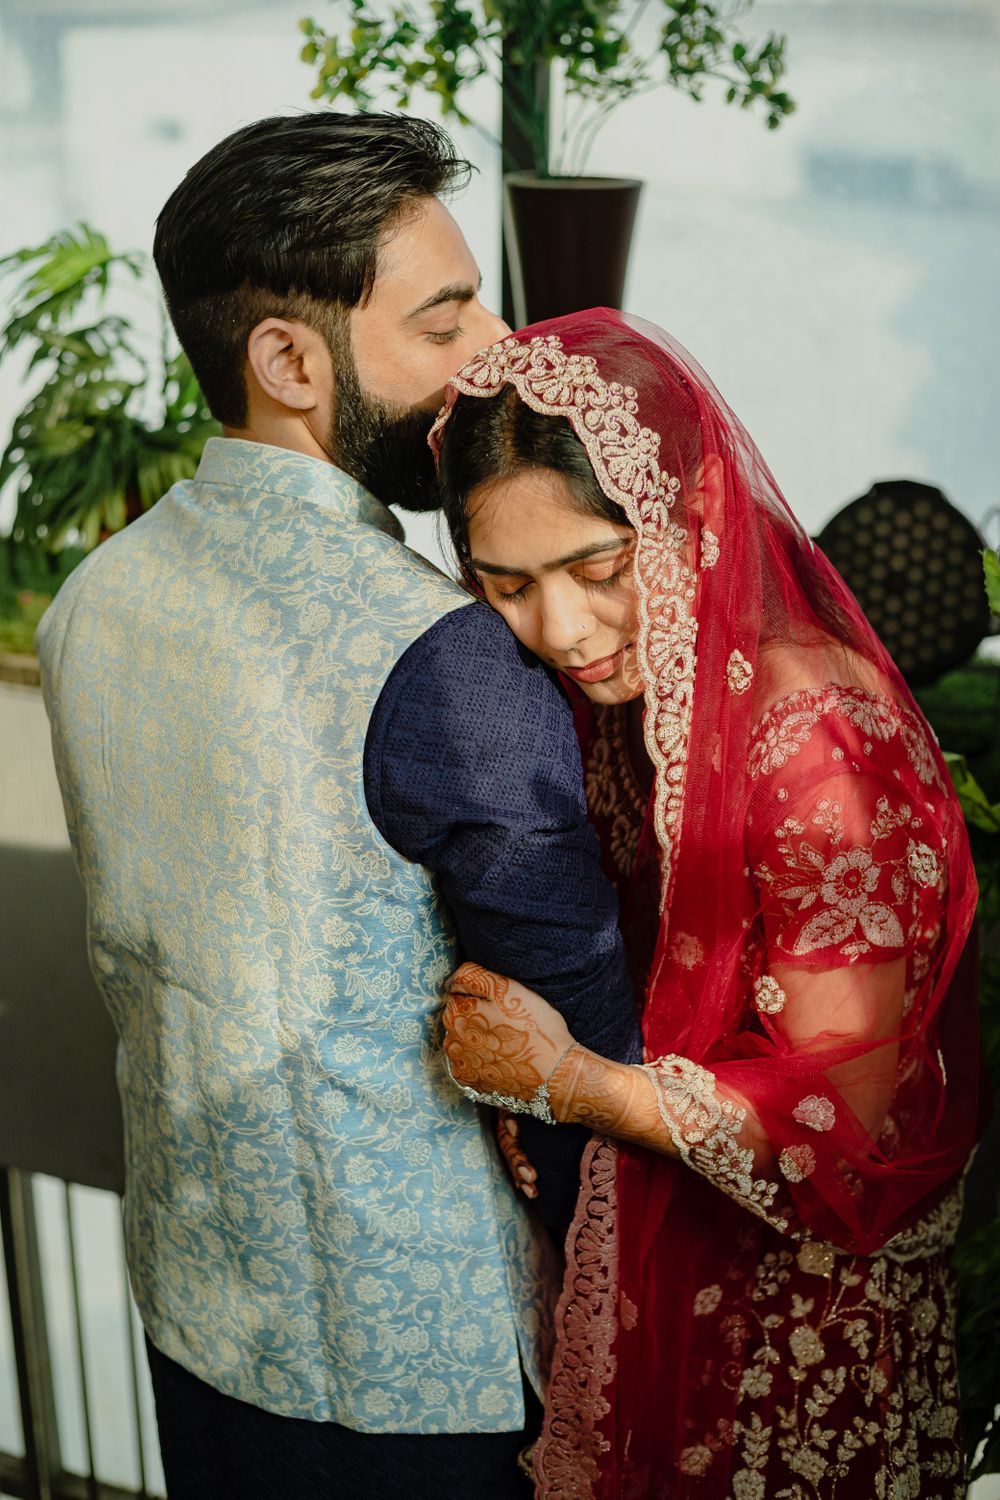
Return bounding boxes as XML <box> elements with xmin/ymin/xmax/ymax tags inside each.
<box><xmin>153</xmin><ymin>112</ymin><xmax>472</xmax><ymax>426</ymax></box>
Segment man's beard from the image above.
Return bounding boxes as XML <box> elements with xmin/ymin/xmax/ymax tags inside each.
<box><xmin>329</xmin><ymin>351</ymin><xmax>442</xmax><ymax>514</ymax></box>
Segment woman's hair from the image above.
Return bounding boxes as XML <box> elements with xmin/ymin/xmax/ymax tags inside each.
<box><xmin>439</xmin><ymin>386</ymin><xmax>628</xmax><ymax>575</ymax></box>
<box><xmin>439</xmin><ymin>377</ymin><xmax>865</xmax><ymax>660</ymax></box>
<box><xmin>153</xmin><ymin>112</ymin><xmax>470</xmax><ymax>427</ymax></box>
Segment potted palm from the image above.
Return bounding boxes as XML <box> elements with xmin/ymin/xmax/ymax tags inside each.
<box><xmin>0</xmin><ymin>225</ymin><xmax>218</xmax><ymax>683</ymax></box>
<box><xmin>300</xmin><ymin>0</ymin><xmax>794</xmax><ymax>323</ymax></box>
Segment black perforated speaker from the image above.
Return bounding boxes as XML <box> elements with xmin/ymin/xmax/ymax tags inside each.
<box><xmin>816</xmin><ymin>480</ymin><xmax>990</xmax><ymax>687</ymax></box>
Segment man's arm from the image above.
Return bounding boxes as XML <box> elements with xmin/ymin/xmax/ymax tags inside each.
<box><xmin>364</xmin><ymin>600</ymin><xmax>642</xmax><ymax>1233</ymax></box>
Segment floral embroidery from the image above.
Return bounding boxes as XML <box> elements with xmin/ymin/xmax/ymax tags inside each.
<box><xmin>727</xmin><ymin>649</ymin><xmax>754</xmax><ymax>694</ymax></box>
<box><xmin>694</xmin><ymin>1284</ymin><xmax>723</xmax><ymax>1316</ymax></box>
<box><xmin>883</xmin><ymin>1178</ymin><xmax>965</xmax><ymax>1262</ymax></box>
<box><xmin>718</xmin><ymin>1241</ymin><xmax>964</xmax><ymax>1498</ymax></box>
<box><xmin>678</xmin><ymin>1444</ymin><xmax>715</xmax><ymax>1475</ymax></box>
<box><xmin>796</xmin><ymin>1241</ymin><xmax>836</xmax><ymax>1277</ymax></box>
<box><xmin>700</xmin><ymin>527</ymin><xmax>720</xmax><ymax>568</ymax></box>
<box><xmin>793</xmin><ymin>1095</ymin><xmax>836</xmax><ymax>1132</ymax></box>
<box><xmin>748</xmin><ymin>684</ymin><xmax>945</xmax><ymax>788</ymax></box>
<box><xmin>779</xmin><ymin>1144</ymin><xmax>817</xmax><ymax>1182</ymax></box>
<box><xmin>644</xmin><ymin>1055</ymin><xmax>788</xmax><ymax>1231</ymax></box>
<box><xmin>754</xmin><ymin>974</ymin><xmax>787</xmax><ymax>1015</ymax></box>
<box><xmin>670</xmin><ymin>931</ymin><xmax>705</xmax><ymax>969</ymax></box>
<box><xmin>754</xmin><ymin>783</ymin><xmax>940</xmax><ymax>962</ymax></box>
<box><xmin>908</xmin><ymin>840</ymin><xmax>939</xmax><ymax>887</ymax></box>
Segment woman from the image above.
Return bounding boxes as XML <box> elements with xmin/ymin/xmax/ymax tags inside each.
<box><xmin>431</xmin><ymin>309</ymin><xmax>983</xmax><ymax>1498</ymax></box>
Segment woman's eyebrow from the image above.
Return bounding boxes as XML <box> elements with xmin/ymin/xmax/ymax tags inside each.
<box><xmin>472</xmin><ymin>537</ymin><xmax>630</xmax><ymax>575</ymax></box>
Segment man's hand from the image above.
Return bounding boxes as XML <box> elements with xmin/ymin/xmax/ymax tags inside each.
<box><xmin>496</xmin><ymin>1112</ymin><xmax>538</xmax><ymax>1200</ymax></box>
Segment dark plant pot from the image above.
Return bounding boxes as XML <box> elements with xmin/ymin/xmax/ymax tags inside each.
<box><xmin>503</xmin><ymin>174</ymin><xmax>643</xmax><ymax>328</ymax></box>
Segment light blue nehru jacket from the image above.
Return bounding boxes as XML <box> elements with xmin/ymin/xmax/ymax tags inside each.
<box><xmin>37</xmin><ymin>439</ymin><xmax>555</xmax><ymax>1431</ymax></box>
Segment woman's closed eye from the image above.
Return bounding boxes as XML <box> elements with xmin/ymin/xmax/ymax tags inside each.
<box><xmin>488</xmin><ymin>550</ymin><xmax>632</xmax><ymax>606</ymax></box>
<box><xmin>493</xmin><ymin>580</ymin><xmax>531</xmax><ymax>604</ymax></box>
<box><xmin>580</xmin><ymin>557</ymin><xmax>630</xmax><ymax>590</ymax></box>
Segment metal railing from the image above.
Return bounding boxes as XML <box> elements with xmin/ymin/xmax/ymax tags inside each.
<box><xmin>1</xmin><ymin>1168</ymin><xmax>162</xmax><ymax>1500</ymax></box>
<box><xmin>0</xmin><ymin>831</ymin><xmax>164</xmax><ymax>1500</ymax></box>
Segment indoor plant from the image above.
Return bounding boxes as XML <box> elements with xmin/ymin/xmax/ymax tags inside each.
<box><xmin>0</xmin><ymin>225</ymin><xmax>217</xmax><ymax>674</ymax></box>
<box><xmin>0</xmin><ymin>222</ymin><xmax>217</xmax><ymax>675</ymax></box>
<box><xmin>300</xmin><ymin>0</ymin><xmax>795</xmax><ymax>322</ymax></box>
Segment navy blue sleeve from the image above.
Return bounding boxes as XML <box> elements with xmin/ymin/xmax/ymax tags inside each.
<box><xmin>364</xmin><ymin>600</ymin><xmax>642</xmax><ymax>1234</ymax></box>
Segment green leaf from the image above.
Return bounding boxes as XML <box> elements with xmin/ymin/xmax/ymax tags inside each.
<box><xmin>984</xmin><ymin>548</ymin><xmax>1000</xmax><ymax>616</ymax></box>
<box><xmin>944</xmin><ymin>753</ymin><xmax>1000</xmax><ymax>834</ymax></box>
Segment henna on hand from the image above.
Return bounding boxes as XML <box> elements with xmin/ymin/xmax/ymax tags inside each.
<box><xmin>547</xmin><ymin>1047</ymin><xmax>680</xmax><ymax>1156</ymax></box>
<box><xmin>496</xmin><ymin>1112</ymin><xmax>538</xmax><ymax>1199</ymax></box>
<box><xmin>442</xmin><ymin>962</ymin><xmax>569</xmax><ymax>1104</ymax></box>
<box><xmin>439</xmin><ymin>964</ymin><xmax>673</xmax><ymax>1163</ymax></box>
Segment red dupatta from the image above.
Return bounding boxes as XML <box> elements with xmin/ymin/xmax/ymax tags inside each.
<box><xmin>433</xmin><ymin>309</ymin><xmax>982</xmax><ymax>1496</ymax></box>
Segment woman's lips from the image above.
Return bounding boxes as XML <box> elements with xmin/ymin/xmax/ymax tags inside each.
<box><xmin>562</xmin><ymin>646</ymin><xmax>628</xmax><ymax>684</ymax></box>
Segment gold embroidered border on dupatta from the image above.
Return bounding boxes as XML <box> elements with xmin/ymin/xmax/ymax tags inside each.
<box><xmin>431</xmin><ymin>333</ymin><xmax>698</xmax><ymax>1499</ymax></box>
<box><xmin>530</xmin><ymin>1138</ymin><xmax>620</xmax><ymax>1496</ymax></box>
<box><xmin>430</xmin><ymin>334</ymin><xmax>696</xmax><ymax>911</ymax></box>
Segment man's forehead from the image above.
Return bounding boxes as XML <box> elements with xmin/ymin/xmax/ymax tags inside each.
<box><xmin>373</xmin><ymin>198</ymin><xmax>479</xmax><ymax>306</ymax></box>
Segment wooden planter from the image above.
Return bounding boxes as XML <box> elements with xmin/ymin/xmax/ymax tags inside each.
<box><xmin>503</xmin><ymin>174</ymin><xmax>643</xmax><ymax>328</ymax></box>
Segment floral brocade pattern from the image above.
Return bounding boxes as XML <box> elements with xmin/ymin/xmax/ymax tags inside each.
<box><xmin>681</xmin><ymin>1227</ymin><xmax>964</xmax><ymax>1500</ymax></box>
<box><xmin>37</xmin><ymin>440</ymin><xmax>554</xmax><ymax>1430</ymax></box>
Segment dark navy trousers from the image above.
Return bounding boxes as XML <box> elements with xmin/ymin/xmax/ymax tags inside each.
<box><xmin>146</xmin><ymin>1337</ymin><xmax>539</xmax><ymax>1499</ymax></box>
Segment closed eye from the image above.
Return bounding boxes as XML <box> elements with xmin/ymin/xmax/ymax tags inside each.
<box><xmin>583</xmin><ymin>563</ymin><xmax>628</xmax><ymax>591</ymax></box>
<box><xmin>492</xmin><ymin>580</ymin><xmax>532</xmax><ymax>604</ymax></box>
<box><xmin>426</xmin><ymin>326</ymin><xmax>464</xmax><ymax>345</ymax></box>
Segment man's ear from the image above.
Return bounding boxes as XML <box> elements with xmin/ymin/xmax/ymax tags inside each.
<box><xmin>246</xmin><ymin>318</ymin><xmax>328</xmax><ymax>412</ymax></box>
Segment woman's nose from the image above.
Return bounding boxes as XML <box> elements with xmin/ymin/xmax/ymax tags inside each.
<box><xmin>539</xmin><ymin>590</ymin><xmax>592</xmax><ymax>654</ymax></box>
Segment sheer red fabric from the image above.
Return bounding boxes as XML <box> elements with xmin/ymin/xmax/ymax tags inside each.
<box><xmin>433</xmin><ymin>309</ymin><xmax>983</xmax><ymax>1497</ymax></box>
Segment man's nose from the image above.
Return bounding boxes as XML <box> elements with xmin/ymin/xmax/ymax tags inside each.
<box><xmin>477</xmin><ymin>304</ymin><xmax>511</xmax><ymax>343</ymax></box>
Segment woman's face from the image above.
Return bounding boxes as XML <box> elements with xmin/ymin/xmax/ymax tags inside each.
<box><xmin>466</xmin><ymin>468</ymin><xmax>642</xmax><ymax>705</ymax></box>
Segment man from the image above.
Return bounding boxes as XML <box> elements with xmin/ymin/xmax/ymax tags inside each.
<box><xmin>37</xmin><ymin>112</ymin><xmax>639</xmax><ymax>1498</ymax></box>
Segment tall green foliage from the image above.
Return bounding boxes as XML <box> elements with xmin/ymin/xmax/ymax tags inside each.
<box><xmin>944</xmin><ymin>549</ymin><xmax>1000</xmax><ymax>1479</ymax></box>
<box><xmin>0</xmin><ymin>226</ymin><xmax>217</xmax><ymax>555</ymax></box>
<box><xmin>301</xmin><ymin>0</ymin><xmax>794</xmax><ymax>176</ymax></box>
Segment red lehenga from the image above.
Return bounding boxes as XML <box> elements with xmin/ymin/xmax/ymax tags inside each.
<box><xmin>435</xmin><ymin>310</ymin><xmax>984</xmax><ymax>1499</ymax></box>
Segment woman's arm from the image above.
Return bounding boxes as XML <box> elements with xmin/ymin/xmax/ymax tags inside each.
<box><xmin>443</xmin><ymin>964</ymin><xmax>679</xmax><ymax>1157</ymax></box>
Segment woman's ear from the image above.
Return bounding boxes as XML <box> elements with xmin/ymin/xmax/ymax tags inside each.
<box><xmin>245</xmin><ymin>318</ymin><xmax>330</xmax><ymax>412</ymax></box>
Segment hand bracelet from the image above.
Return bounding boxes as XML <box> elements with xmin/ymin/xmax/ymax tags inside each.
<box><xmin>445</xmin><ymin>1042</ymin><xmax>578</xmax><ymax>1126</ymax></box>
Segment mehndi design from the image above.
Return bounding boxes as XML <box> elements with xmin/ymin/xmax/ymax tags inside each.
<box><xmin>442</xmin><ymin>963</ymin><xmax>576</xmax><ymax>1123</ymax></box>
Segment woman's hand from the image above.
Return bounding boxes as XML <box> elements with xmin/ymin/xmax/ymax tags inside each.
<box><xmin>442</xmin><ymin>963</ymin><xmax>680</xmax><ymax>1160</ymax></box>
<box><xmin>496</xmin><ymin>1113</ymin><xmax>538</xmax><ymax>1199</ymax></box>
<box><xmin>442</xmin><ymin>963</ymin><xmax>574</xmax><ymax>1106</ymax></box>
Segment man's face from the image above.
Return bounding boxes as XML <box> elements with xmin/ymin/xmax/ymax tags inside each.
<box><xmin>330</xmin><ymin>197</ymin><xmax>508</xmax><ymax>513</ymax></box>
<box><xmin>351</xmin><ymin>196</ymin><xmax>508</xmax><ymax>412</ymax></box>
